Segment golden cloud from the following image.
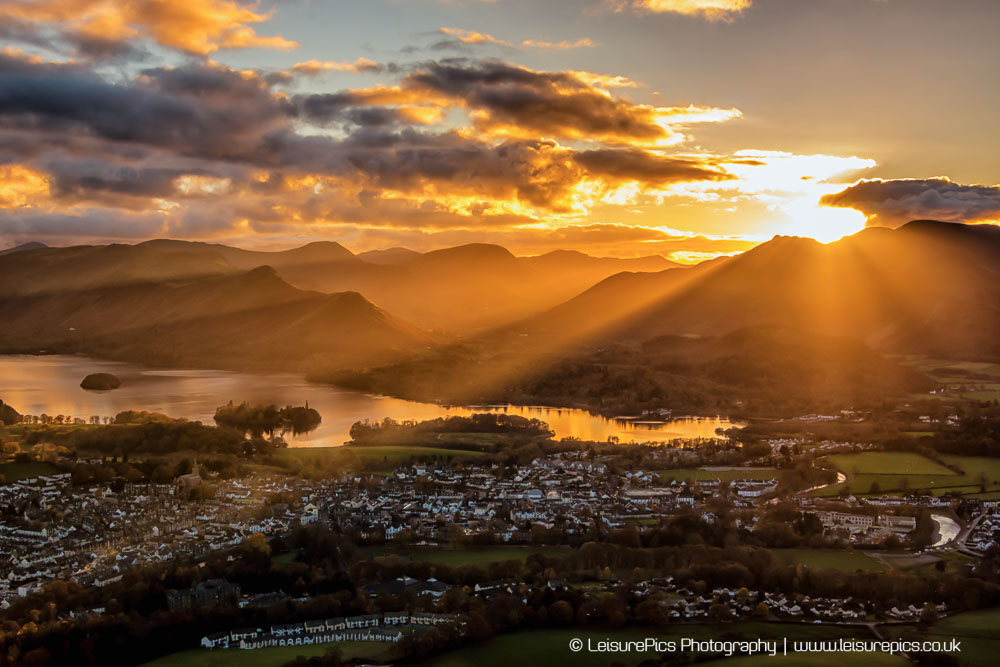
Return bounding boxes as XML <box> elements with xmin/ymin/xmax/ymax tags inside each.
<box><xmin>437</xmin><ymin>27</ymin><xmax>594</xmax><ymax>50</ymax></box>
<box><xmin>290</xmin><ymin>57</ymin><xmax>383</xmax><ymax>76</ymax></box>
<box><xmin>0</xmin><ymin>0</ymin><xmax>298</xmax><ymax>55</ymax></box>
<box><xmin>0</xmin><ymin>164</ymin><xmax>49</xmax><ymax>208</ymax></box>
<box><xmin>627</xmin><ymin>0</ymin><xmax>752</xmax><ymax>20</ymax></box>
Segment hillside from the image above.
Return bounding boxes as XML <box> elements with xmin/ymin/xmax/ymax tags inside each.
<box><xmin>327</xmin><ymin>325</ymin><xmax>932</xmax><ymax>417</ymax></box>
<box><xmin>608</xmin><ymin>221</ymin><xmax>1000</xmax><ymax>360</ymax></box>
<box><xmin>325</xmin><ymin>221</ymin><xmax>999</xmax><ymax>415</ymax></box>
<box><xmin>508</xmin><ymin>220</ymin><xmax>1000</xmax><ymax>361</ymax></box>
<box><xmin>0</xmin><ymin>266</ymin><xmax>431</xmax><ymax>372</ymax></box>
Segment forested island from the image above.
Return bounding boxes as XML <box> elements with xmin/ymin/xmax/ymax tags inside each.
<box><xmin>80</xmin><ymin>373</ymin><xmax>122</xmax><ymax>391</ymax></box>
<box><xmin>214</xmin><ymin>401</ymin><xmax>322</xmax><ymax>436</ymax></box>
<box><xmin>348</xmin><ymin>414</ymin><xmax>554</xmax><ymax>447</ymax></box>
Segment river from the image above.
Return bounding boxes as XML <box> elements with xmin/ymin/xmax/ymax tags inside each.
<box><xmin>0</xmin><ymin>355</ymin><xmax>740</xmax><ymax>447</ymax></box>
<box><xmin>931</xmin><ymin>514</ymin><xmax>961</xmax><ymax>548</ymax></box>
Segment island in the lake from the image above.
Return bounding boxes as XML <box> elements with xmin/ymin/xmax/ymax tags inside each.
<box><xmin>80</xmin><ymin>373</ymin><xmax>122</xmax><ymax>391</ymax></box>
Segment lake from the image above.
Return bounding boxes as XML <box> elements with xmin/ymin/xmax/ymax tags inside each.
<box><xmin>0</xmin><ymin>355</ymin><xmax>740</xmax><ymax>446</ymax></box>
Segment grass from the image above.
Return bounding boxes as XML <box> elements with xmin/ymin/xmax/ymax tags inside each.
<box><xmin>0</xmin><ymin>460</ymin><xmax>59</xmax><ymax>482</ymax></box>
<box><xmin>659</xmin><ymin>468</ymin><xmax>779</xmax><ymax>483</ymax></box>
<box><xmin>770</xmin><ymin>548</ymin><xmax>887</xmax><ymax>571</ymax></box>
<box><xmin>141</xmin><ymin>640</ymin><xmax>395</xmax><ymax>667</ymax></box>
<box><xmin>273</xmin><ymin>550</ymin><xmax>300</xmax><ymax>568</ymax></box>
<box><xmin>883</xmin><ymin>607</ymin><xmax>1000</xmax><ymax>667</ymax></box>
<box><xmin>413</xmin><ymin>624</ymin><xmax>881</xmax><ymax>667</ymax></box>
<box><xmin>827</xmin><ymin>452</ymin><xmax>954</xmax><ymax>476</ymax></box>
<box><xmin>362</xmin><ymin>546</ymin><xmax>572</xmax><ymax>567</ymax></box>
<box><xmin>437</xmin><ymin>432</ymin><xmax>511</xmax><ymax>447</ymax></box>
<box><xmin>699</xmin><ymin>652</ymin><xmax>909</xmax><ymax>666</ymax></box>
<box><xmin>814</xmin><ymin>452</ymin><xmax>1000</xmax><ymax>497</ymax></box>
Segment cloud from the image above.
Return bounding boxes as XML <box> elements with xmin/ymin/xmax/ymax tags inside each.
<box><xmin>620</xmin><ymin>0</ymin><xmax>752</xmax><ymax>21</ymax></box>
<box><xmin>290</xmin><ymin>57</ymin><xmax>383</xmax><ymax>76</ymax></box>
<box><xmin>820</xmin><ymin>178</ymin><xmax>1000</xmax><ymax>227</ymax></box>
<box><xmin>434</xmin><ymin>27</ymin><xmax>513</xmax><ymax>49</ymax></box>
<box><xmin>0</xmin><ymin>0</ymin><xmax>297</xmax><ymax>56</ymax></box>
<box><xmin>3</xmin><ymin>48</ymin><xmax>864</xmax><ymax>255</ymax></box>
<box><xmin>0</xmin><ymin>164</ymin><xmax>48</xmax><ymax>208</ymax></box>
<box><xmin>433</xmin><ymin>28</ymin><xmax>594</xmax><ymax>51</ymax></box>
<box><xmin>400</xmin><ymin>60</ymin><xmax>740</xmax><ymax>145</ymax></box>
<box><xmin>522</xmin><ymin>37</ymin><xmax>595</xmax><ymax>50</ymax></box>
<box><xmin>0</xmin><ymin>54</ymin><xmax>292</xmax><ymax>160</ymax></box>
<box><xmin>573</xmin><ymin>148</ymin><xmax>732</xmax><ymax>185</ymax></box>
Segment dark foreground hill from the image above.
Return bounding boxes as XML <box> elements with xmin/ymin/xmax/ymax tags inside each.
<box><xmin>327</xmin><ymin>325</ymin><xmax>933</xmax><ymax>417</ymax></box>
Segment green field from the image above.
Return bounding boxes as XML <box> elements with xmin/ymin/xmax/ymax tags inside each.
<box><xmin>883</xmin><ymin>607</ymin><xmax>1000</xmax><ymax>667</ymax></box>
<box><xmin>829</xmin><ymin>452</ymin><xmax>954</xmax><ymax>476</ymax></box>
<box><xmin>659</xmin><ymin>468</ymin><xmax>779</xmax><ymax>483</ymax></box>
<box><xmin>815</xmin><ymin>452</ymin><xmax>1000</xmax><ymax>497</ymax></box>
<box><xmin>363</xmin><ymin>546</ymin><xmax>572</xmax><ymax>567</ymax></box>
<box><xmin>770</xmin><ymin>548</ymin><xmax>886</xmax><ymax>571</ymax></box>
<box><xmin>413</xmin><ymin>624</ymin><xmax>883</xmax><ymax>667</ymax></box>
<box><xmin>700</xmin><ymin>652</ymin><xmax>908</xmax><ymax>666</ymax></box>
<box><xmin>142</xmin><ymin>640</ymin><xmax>395</xmax><ymax>667</ymax></box>
<box><xmin>0</xmin><ymin>460</ymin><xmax>59</xmax><ymax>482</ymax></box>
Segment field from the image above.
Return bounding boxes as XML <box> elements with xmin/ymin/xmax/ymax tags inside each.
<box><xmin>362</xmin><ymin>546</ymin><xmax>573</xmax><ymax>567</ymax></box>
<box><xmin>770</xmin><ymin>548</ymin><xmax>886</xmax><ymax>571</ymax></box>
<box><xmin>883</xmin><ymin>607</ymin><xmax>1000</xmax><ymax>667</ymax></box>
<box><xmin>829</xmin><ymin>452</ymin><xmax>954</xmax><ymax>476</ymax></box>
<box><xmin>659</xmin><ymin>467</ymin><xmax>779</xmax><ymax>483</ymax></box>
<box><xmin>413</xmin><ymin>624</ymin><xmax>885</xmax><ymax>667</ymax></box>
<box><xmin>141</xmin><ymin>640</ymin><xmax>395</xmax><ymax>667</ymax></box>
<box><xmin>700</xmin><ymin>652</ymin><xmax>908</xmax><ymax>666</ymax></box>
<box><xmin>814</xmin><ymin>452</ymin><xmax>1000</xmax><ymax>497</ymax></box>
<box><xmin>903</xmin><ymin>357</ymin><xmax>1000</xmax><ymax>404</ymax></box>
<box><xmin>0</xmin><ymin>460</ymin><xmax>59</xmax><ymax>482</ymax></box>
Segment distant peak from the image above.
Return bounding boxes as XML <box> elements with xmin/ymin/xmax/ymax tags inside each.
<box><xmin>245</xmin><ymin>265</ymin><xmax>280</xmax><ymax>279</ymax></box>
<box><xmin>425</xmin><ymin>243</ymin><xmax>515</xmax><ymax>259</ymax></box>
<box><xmin>0</xmin><ymin>241</ymin><xmax>47</xmax><ymax>256</ymax></box>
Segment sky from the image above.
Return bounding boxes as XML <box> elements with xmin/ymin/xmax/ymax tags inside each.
<box><xmin>0</xmin><ymin>0</ymin><xmax>998</xmax><ymax>261</ymax></box>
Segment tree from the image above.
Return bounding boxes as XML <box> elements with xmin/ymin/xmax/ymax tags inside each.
<box><xmin>920</xmin><ymin>602</ymin><xmax>939</xmax><ymax>625</ymax></box>
<box><xmin>549</xmin><ymin>600</ymin><xmax>574</xmax><ymax>625</ymax></box>
<box><xmin>707</xmin><ymin>603</ymin><xmax>730</xmax><ymax>623</ymax></box>
<box><xmin>976</xmin><ymin>472</ymin><xmax>988</xmax><ymax>493</ymax></box>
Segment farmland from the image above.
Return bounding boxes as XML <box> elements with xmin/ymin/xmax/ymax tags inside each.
<box><xmin>813</xmin><ymin>452</ymin><xmax>1000</xmax><ymax>497</ymax></box>
<box><xmin>769</xmin><ymin>548</ymin><xmax>887</xmax><ymax>572</ymax></box>
<box><xmin>883</xmin><ymin>607</ymin><xmax>1000</xmax><ymax>667</ymax></box>
<box><xmin>141</xmin><ymin>640</ymin><xmax>396</xmax><ymax>667</ymax></box>
<box><xmin>412</xmin><ymin>624</ymin><xmax>891</xmax><ymax>667</ymax></box>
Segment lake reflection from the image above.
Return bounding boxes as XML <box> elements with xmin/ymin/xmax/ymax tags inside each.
<box><xmin>0</xmin><ymin>355</ymin><xmax>740</xmax><ymax>446</ymax></box>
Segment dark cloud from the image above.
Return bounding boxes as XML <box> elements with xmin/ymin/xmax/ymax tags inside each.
<box><xmin>0</xmin><ymin>54</ymin><xmax>291</xmax><ymax>161</ymax></box>
<box><xmin>573</xmin><ymin>148</ymin><xmax>733</xmax><ymax>184</ymax></box>
<box><xmin>821</xmin><ymin>178</ymin><xmax>1000</xmax><ymax>227</ymax></box>
<box><xmin>401</xmin><ymin>60</ymin><xmax>687</xmax><ymax>144</ymax></box>
<box><xmin>45</xmin><ymin>159</ymin><xmax>215</xmax><ymax>203</ymax></box>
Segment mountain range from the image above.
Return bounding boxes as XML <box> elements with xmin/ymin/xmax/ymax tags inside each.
<box><xmin>1</xmin><ymin>220</ymin><xmax>998</xmax><ymax>411</ymax></box>
<box><xmin>0</xmin><ymin>239</ymin><xmax>678</xmax><ymax>333</ymax></box>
